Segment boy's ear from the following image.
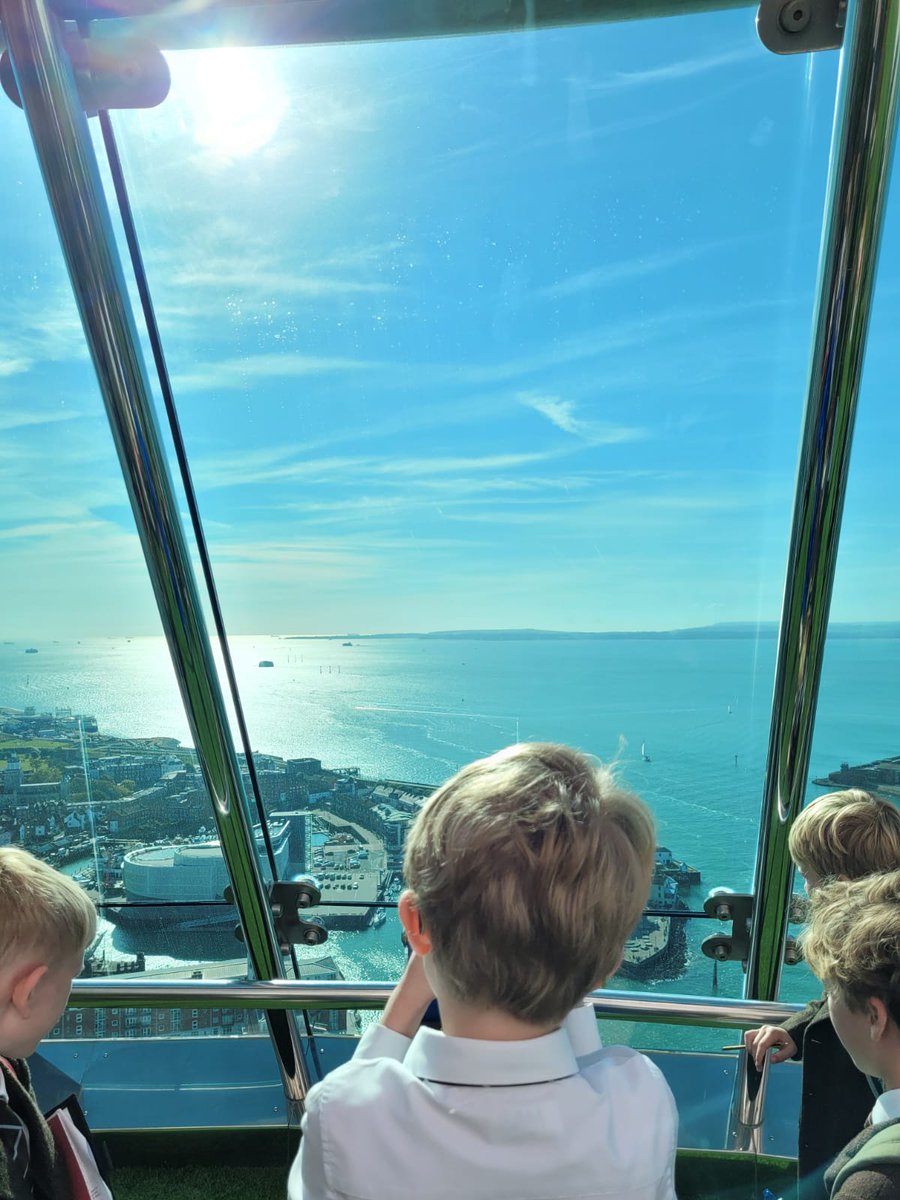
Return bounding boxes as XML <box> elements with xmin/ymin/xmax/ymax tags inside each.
<box><xmin>398</xmin><ymin>891</ymin><xmax>431</xmax><ymax>956</ymax></box>
<box><xmin>10</xmin><ymin>963</ymin><xmax>48</xmax><ymax>1016</ymax></box>
<box><xmin>869</xmin><ymin>996</ymin><xmax>891</xmax><ymax>1041</ymax></box>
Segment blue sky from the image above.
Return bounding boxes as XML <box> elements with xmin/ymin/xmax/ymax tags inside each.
<box><xmin>2</xmin><ymin>7</ymin><xmax>899</xmax><ymax>637</ymax></box>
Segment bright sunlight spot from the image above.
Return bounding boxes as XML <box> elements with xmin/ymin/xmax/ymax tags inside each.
<box><xmin>183</xmin><ymin>47</ymin><xmax>287</xmax><ymax>158</ymax></box>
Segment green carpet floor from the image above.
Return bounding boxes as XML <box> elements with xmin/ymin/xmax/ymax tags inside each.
<box><xmin>108</xmin><ymin>1148</ymin><xmax>798</xmax><ymax>1200</ymax></box>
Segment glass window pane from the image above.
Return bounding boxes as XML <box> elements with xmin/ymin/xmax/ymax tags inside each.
<box><xmin>100</xmin><ymin>8</ymin><xmax>841</xmax><ymax>1001</ymax></box>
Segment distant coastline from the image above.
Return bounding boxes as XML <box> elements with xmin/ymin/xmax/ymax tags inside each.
<box><xmin>283</xmin><ymin>622</ymin><xmax>900</xmax><ymax>642</ymax></box>
<box><xmin>7</xmin><ymin>622</ymin><xmax>900</xmax><ymax>643</ymax></box>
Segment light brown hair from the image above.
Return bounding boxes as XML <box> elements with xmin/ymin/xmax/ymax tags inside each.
<box><xmin>789</xmin><ymin>789</ymin><xmax>900</xmax><ymax>882</ymax></box>
<box><xmin>0</xmin><ymin>846</ymin><xmax>97</xmax><ymax>966</ymax></box>
<box><xmin>801</xmin><ymin>869</ymin><xmax>900</xmax><ymax>1024</ymax></box>
<box><xmin>403</xmin><ymin>742</ymin><xmax>655</xmax><ymax>1025</ymax></box>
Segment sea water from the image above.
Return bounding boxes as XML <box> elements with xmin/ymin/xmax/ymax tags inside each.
<box><xmin>3</xmin><ymin>632</ymin><xmax>899</xmax><ymax>1017</ymax></box>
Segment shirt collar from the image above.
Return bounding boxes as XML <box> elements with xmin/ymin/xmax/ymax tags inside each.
<box><xmin>404</xmin><ymin>1024</ymin><xmax>580</xmax><ymax>1087</ymax></box>
<box><xmin>0</xmin><ymin>1069</ymin><xmax>7</xmax><ymax>1104</ymax></box>
<box><xmin>872</xmin><ymin>1087</ymin><xmax>900</xmax><ymax>1125</ymax></box>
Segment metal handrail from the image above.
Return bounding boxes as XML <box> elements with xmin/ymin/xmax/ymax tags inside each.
<box><xmin>69</xmin><ymin>977</ymin><xmax>803</xmax><ymax>1028</ymax></box>
<box><xmin>746</xmin><ymin>0</ymin><xmax>900</xmax><ymax>1002</ymax></box>
<box><xmin>0</xmin><ymin>0</ymin><xmax>310</xmax><ymax>1106</ymax></box>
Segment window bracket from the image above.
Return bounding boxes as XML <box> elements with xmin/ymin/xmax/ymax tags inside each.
<box><xmin>701</xmin><ymin>888</ymin><xmax>755</xmax><ymax>965</ymax></box>
<box><xmin>228</xmin><ymin>876</ymin><xmax>329</xmax><ymax>951</ymax></box>
<box><xmin>757</xmin><ymin>0</ymin><xmax>847</xmax><ymax>54</ymax></box>
<box><xmin>1</xmin><ymin>27</ymin><xmax>169</xmax><ymax>114</ymax></box>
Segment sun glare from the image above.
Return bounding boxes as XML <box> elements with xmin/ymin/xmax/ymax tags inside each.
<box><xmin>182</xmin><ymin>48</ymin><xmax>287</xmax><ymax>159</ymax></box>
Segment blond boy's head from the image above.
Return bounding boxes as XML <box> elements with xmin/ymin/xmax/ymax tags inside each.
<box><xmin>0</xmin><ymin>847</ymin><xmax>97</xmax><ymax>1056</ymax></box>
<box><xmin>403</xmin><ymin>742</ymin><xmax>655</xmax><ymax>1026</ymax></box>
<box><xmin>789</xmin><ymin>789</ymin><xmax>900</xmax><ymax>884</ymax></box>
<box><xmin>802</xmin><ymin>869</ymin><xmax>900</xmax><ymax>1027</ymax></box>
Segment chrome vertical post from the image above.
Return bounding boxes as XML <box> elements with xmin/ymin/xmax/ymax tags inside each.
<box><xmin>0</xmin><ymin>0</ymin><xmax>310</xmax><ymax>1103</ymax></box>
<box><xmin>746</xmin><ymin>0</ymin><xmax>900</xmax><ymax>1000</ymax></box>
<box><xmin>727</xmin><ymin>1053</ymin><xmax>770</xmax><ymax>1152</ymax></box>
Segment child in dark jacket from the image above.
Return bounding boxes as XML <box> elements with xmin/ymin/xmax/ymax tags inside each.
<box><xmin>802</xmin><ymin>869</ymin><xmax>900</xmax><ymax>1200</ymax></box>
<box><xmin>744</xmin><ymin>791</ymin><xmax>900</xmax><ymax>1197</ymax></box>
<box><xmin>0</xmin><ymin>848</ymin><xmax>97</xmax><ymax>1200</ymax></box>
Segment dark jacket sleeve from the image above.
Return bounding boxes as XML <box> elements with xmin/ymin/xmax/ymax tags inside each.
<box><xmin>0</xmin><ymin>1059</ymin><xmax>33</xmax><ymax>1200</ymax></box>
<box><xmin>831</xmin><ymin>1165</ymin><xmax>900</xmax><ymax>1200</ymax></box>
<box><xmin>0</xmin><ymin>1056</ymin><xmax>72</xmax><ymax>1200</ymax></box>
<box><xmin>783</xmin><ymin>997</ymin><xmax>827</xmax><ymax>1062</ymax></box>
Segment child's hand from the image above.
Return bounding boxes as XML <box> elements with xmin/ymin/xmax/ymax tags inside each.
<box><xmin>744</xmin><ymin>1025</ymin><xmax>798</xmax><ymax>1070</ymax></box>
<box><xmin>381</xmin><ymin>951</ymin><xmax>435</xmax><ymax>1039</ymax></box>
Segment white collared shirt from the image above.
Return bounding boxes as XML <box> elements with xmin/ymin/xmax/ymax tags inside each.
<box><xmin>289</xmin><ymin>1001</ymin><xmax>677</xmax><ymax>1200</ymax></box>
<box><xmin>871</xmin><ymin>1087</ymin><xmax>900</xmax><ymax>1125</ymax></box>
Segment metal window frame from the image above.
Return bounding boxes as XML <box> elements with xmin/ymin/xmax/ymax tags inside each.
<box><xmin>0</xmin><ymin>0</ymin><xmax>757</xmax><ymax>53</ymax></box>
<box><xmin>745</xmin><ymin>0</ymin><xmax>900</xmax><ymax>1001</ymax></box>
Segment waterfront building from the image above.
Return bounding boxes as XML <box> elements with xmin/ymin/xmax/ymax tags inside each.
<box><xmin>114</xmin><ymin>821</ymin><xmax>293</xmax><ymax>926</ymax></box>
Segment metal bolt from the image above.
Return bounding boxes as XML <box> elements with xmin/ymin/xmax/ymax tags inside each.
<box><xmin>715</xmin><ymin>903</ymin><xmax>731</xmax><ymax>921</ymax></box>
<box><xmin>779</xmin><ymin>0</ymin><xmax>811</xmax><ymax>32</ymax></box>
<box><xmin>714</xmin><ymin>944</ymin><xmax>730</xmax><ymax>961</ymax></box>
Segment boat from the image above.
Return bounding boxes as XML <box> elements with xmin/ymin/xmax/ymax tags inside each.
<box><xmin>24</xmin><ymin>647</ymin><xmax>38</xmax><ymax>653</ymax></box>
<box><xmin>370</xmin><ymin>907</ymin><xmax>387</xmax><ymax>928</ymax></box>
<box><xmin>641</xmin><ymin>742</ymin><xmax>651</xmax><ymax>762</ymax></box>
<box><xmin>342</xmin><ymin>641</ymin><xmax>352</xmax><ymax>646</ymax></box>
<box><xmin>258</xmin><ymin>660</ymin><xmax>274</xmax><ymax>668</ymax></box>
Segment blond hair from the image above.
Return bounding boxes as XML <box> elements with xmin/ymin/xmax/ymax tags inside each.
<box><xmin>0</xmin><ymin>847</ymin><xmax>97</xmax><ymax>966</ymax></box>
<box><xmin>789</xmin><ymin>789</ymin><xmax>900</xmax><ymax>882</ymax></box>
<box><xmin>404</xmin><ymin>742</ymin><xmax>655</xmax><ymax>1026</ymax></box>
<box><xmin>801</xmin><ymin>869</ymin><xmax>900</xmax><ymax>1023</ymax></box>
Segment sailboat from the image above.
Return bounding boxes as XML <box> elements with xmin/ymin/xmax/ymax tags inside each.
<box><xmin>641</xmin><ymin>742</ymin><xmax>651</xmax><ymax>763</ymax></box>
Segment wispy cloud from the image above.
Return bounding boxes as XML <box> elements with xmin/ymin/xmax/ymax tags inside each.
<box><xmin>0</xmin><ymin>355</ymin><xmax>32</xmax><ymax>377</ymax></box>
<box><xmin>375</xmin><ymin>451</ymin><xmax>557</xmax><ymax>478</ymax></box>
<box><xmin>519</xmin><ymin>393</ymin><xmax>581</xmax><ymax>434</ymax></box>
<box><xmin>172</xmin><ymin>353</ymin><xmax>385</xmax><ymax>393</ymax></box>
<box><xmin>517</xmin><ymin>393</ymin><xmax>646</xmax><ymax>446</ymax></box>
<box><xmin>0</xmin><ymin>286</ymin><xmax>89</xmax><ymax>375</ymax></box>
<box><xmin>0</xmin><ymin>519</ymin><xmax>108</xmax><ymax>541</ymax></box>
<box><xmin>516</xmin><ymin>392</ymin><xmax>644</xmax><ymax>444</ymax></box>
<box><xmin>194</xmin><ymin>449</ymin><xmax>562</xmax><ymax>492</ymax></box>
<box><xmin>169</xmin><ymin>262</ymin><xmax>396</xmax><ymax>297</ymax></box>
<box><xmin>586</xmin><ymin>46</ymin><xmax>760</xmax><ymax>93</ymax></box>
<box><xmin>537</xmin><ymin>241</ymin><xmax>736</xmax><ymax>302</ymax></box>
<box><xmin>0</xmin><ymin>407</ymin><xmax>85</xmax><ymax>433</ymax></box>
